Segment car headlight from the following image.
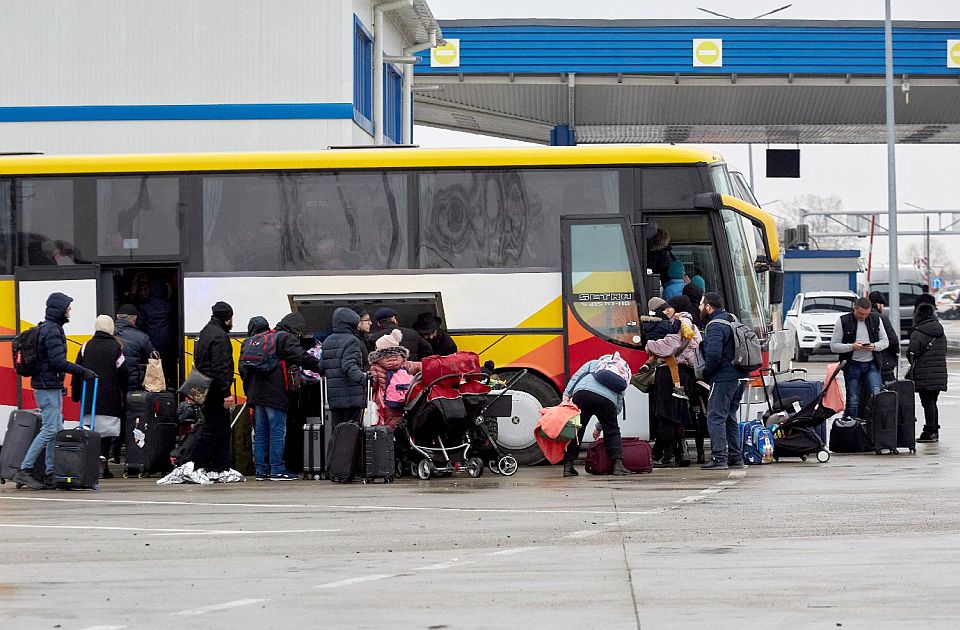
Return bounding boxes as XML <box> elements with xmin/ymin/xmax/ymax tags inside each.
<box><xmin>800</xmin><ymin>323</ymin><xmax>818</xmax><ymax>333</ymax></box>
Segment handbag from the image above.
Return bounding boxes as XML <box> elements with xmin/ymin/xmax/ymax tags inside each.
<box><xmin>142</xmin><ymin>351</ymin><xmax>166</xmax><ymax>392</ymax></box>
<box><xmin>630</xmin><ymin>361</ymin><xmax>659</xmax><ymax>393</ymax></box>
<box><xmin>362</xmin><ymin>381</ymin><xmax>378</xmax><ymax>427</ymax></box>
<box><xmin>180</xmin><ymin>368</ymin><xmax>213</xmax><ymax>405</ymax></box>
<box><xmin>905</xmin><ymin>332</ymin><xmax>943</xmax><ymax>381</ymax></box>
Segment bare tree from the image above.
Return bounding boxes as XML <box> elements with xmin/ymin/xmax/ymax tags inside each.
<box><xmin>906</xmin><ymin>241</ymin><xmax>959</xmax><ymax>280</ymax></box>
<box><xmin>776</xmin><ymin>194</ymin><xmax>861</xmax><ymax>250</ymax></box>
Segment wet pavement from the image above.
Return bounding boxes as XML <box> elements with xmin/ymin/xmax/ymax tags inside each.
<box><xmin>1</xmin><ymin>360</ymin><xmax>959</xmax><ymax>629</ymax></box>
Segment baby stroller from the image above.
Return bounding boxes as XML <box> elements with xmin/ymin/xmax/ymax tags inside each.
<box><xmin>760</xmin><ymin>361</ymin><xmax>845</xmax><ymax>463</ymax></box>
<box><xmin>397</xmin><ymin>352</ymin><xmax>525</xmax><ymax>480</ymax></box>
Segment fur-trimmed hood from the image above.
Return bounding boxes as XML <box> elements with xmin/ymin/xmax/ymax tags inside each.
<box><xmin>369</xmin><ymin>345</ymin><xmax>409</xmax><ymax>365</ymax></box>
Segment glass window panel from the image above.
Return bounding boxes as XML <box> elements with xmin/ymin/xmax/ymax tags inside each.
<box><xmin>721</xmin><ymin>208</ymin><xmax>764</xmax><ymax>332</ymax></box>
<box><xmin>641</xmin><ymin>166</ymin><xmax>704</xmax><ymax>210</ymax></box>
<box><xmin>203</xmin><ymin>171</ymin><xmax>408</xmax><ymax>272</ymax></box>
<box><xmin>646</xmin><ymin>214</ymin><xmax>720</xmax><ymax>294</ymax></box>
<box><xmin>97</xmin><ymin>176</ymin><xmax>180</xmax><ymax>257</ymax></box>
<box><xmin>0</xmin><ymin>179</ymin><xmax>12</xmax><ymax>274</ymax></box>
<box><xmin>18</xmin><ymin>179</ymin><xmax>77</xmax><ymax>265</ymax></box>
<box><xmin>418</xmin><ymin>169</ymin><xmax>619</xmax><ymax>269</ymax></box>
<box><xmin>569</xmin><ymin>222</ymin><xmax>640</xmax><ymax>345</ymax></box>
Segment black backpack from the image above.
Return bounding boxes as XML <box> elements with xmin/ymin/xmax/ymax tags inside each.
<box><xmin>239</xmin><ymin>330</ymin><xmax>280</xmax><ymax>373</ymax></box>
<box><xmin>12</xmin><ymin>323</ymin><xmax>45</xmax><ymax>376</ymax></box>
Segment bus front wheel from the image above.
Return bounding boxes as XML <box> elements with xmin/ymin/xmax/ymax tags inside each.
<box><xmin>490</xmin><ymin>371</ymin><xmax>559</xmax><ymax>466</ymax></box>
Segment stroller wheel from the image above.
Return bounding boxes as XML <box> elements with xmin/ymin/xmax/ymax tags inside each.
<box><xmin>488</xmin><ymin>460</ymin><xmax>501</xmax><ymax>475</ymax></box>
<box><xmin>801</xmin><ymin>455</ymin><xmax>807</xmax><ymax>462</ymax></box>
<box><xmin>467</xmin><ymin>457</ymin><xmax>485</xmax><ymax>478</ymax></box>
<box><xmin>498</xmin><ymin>455</ymin><xmax>519</xmax><ymax>477</ymax></box>
<box><xmin>816</xmin><ymin>450</ymin><xmax>830</xmax><ymax>463</ymax></box>
<box><xmin>416</xmin><ymin>459</ymin><xmax>433</xmax><ymax>480</ymax></box>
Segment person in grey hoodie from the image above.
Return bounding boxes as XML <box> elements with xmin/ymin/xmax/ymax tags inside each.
<box><xmin>560</xmin><ymin>358</ymin><xmax>631</xmax><ymax>477</ymax></box>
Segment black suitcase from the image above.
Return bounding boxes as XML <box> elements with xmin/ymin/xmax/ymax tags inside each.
<box><xmin>54</xmin><ymin>379</ymin><xmax>102</xmax><ymax>490</ymax></box>
<box><xmin>303</xmin><ymin>420</ymin><xmax>326</xmax><ymax>480</ymax></box>
<box><xmin>363</xmin><ymin>426</ymin><xmax>395</xmax><ymax>483</ymax></box>
<box><xmin>866</xmin><ymin>389</ymin><xmax>899</xmax><ymax>455</ymax></box>
<box><xmin>886</xmin><ymin>380</ymin><xmax>917</xmax><ymax>453</ymax></box>
<box><xmin>1</xmin><ymin>409</ymin><xmax>42</xmax><ymax>484</ymax></box>
<box><xmin>829</xmin><ymin>418</ymin><xmax>873</xmax><ymax>453</ymax></box>
<box><xmin>125</xmin><ymin>390</ymin><xmax>178</xmax><ymax>477</ymax></box>
<box><xmin>327</xmin><ymin>421</ymin><xmax>361</xmax><ymax>483</ymax></box>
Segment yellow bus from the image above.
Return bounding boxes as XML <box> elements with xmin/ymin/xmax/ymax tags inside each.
<box><xmin>0</xmin><ymin>145</ymin><xmax>781</xmax><ymax>463</ymax></box>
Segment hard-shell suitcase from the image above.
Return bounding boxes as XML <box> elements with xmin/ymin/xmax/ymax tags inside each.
<box><xmin>1</xmin><ymin>410</ymin><xmax>43</xmax><ymax>484</ymax></box>
<box><xmin>125</xmin><ymin>390</ymin><xmax>178</xmax><ymax>477</ymax></box>
<box><xmin>886</xmin><ymin>380</ymin><xmax>917</xmax><ymax>453</ymax></box>
<box><xmin>303</xmin><ymin>378</ymin><xmax>330</xmax><ymax>480</ymax></box>
<box><xmin>865</xmin><ymin>389</ymin><xmax>899</xmax><ymax>455</ymax></box>
<box><xmin>363</xmin><ymin>425</ymin><xmax>395</xmax><ymax>483</ymax></box>
<box><xmin>585</xmin><ymin>437</ymin><xmax>652</xmax><ymax>474</ymax></box>
<box><xmin>54</xmin><ymin>379</ymin><xmax>102</xmax><ymax>490</ymax></box>
<box><xmin>829</xmin><ymin>418</ymin><xmax>873</xmax><ymax>453</ymax></box>
<box><xmin>327</xmin><ymin>421</ymin><xmax>361</xmax><ymax>482</ymax></box>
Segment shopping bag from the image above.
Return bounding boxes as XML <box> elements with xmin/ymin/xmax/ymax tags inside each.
<box><xmin>143</xmin><ymin>351</ymin><xmax>166</xmax><ymax>392</ymax></box>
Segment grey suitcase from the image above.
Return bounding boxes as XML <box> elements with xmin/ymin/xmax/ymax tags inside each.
<box><xmin>303</xmin><ymin>378</ymin><xmax>329</xmax><ymax>479</ymax></box>
<box><xmin>0</xmin><ymin>409</ymin><xmax>42</xmax><ymax>484</ymax></box>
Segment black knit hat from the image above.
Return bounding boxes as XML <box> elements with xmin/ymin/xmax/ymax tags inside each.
<box><xmin>212</xmin><ymin>301</ymin><xmax>234</xmax><ymax>322</ymax></box>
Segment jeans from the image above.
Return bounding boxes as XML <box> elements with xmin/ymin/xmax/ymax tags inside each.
<box><xmin>843</xmin><ymin>360</ymin><xmax>883</xmax><ymax>419</ymax></box>
<box><xmin>21</xmin><ymin>389</ymin><xmax>64</xmax><ymax>474</ymax></box>
<box><xmin>254</xmin><ymin>406</ymin><xmax>288</xmax><ymax>476</ymax></box>
<box><xmin>565</xmin><ymin>390</ymin><xmax>622</xmax><ymax>461</ymax></box>
<box><xmin>706</xmin><ymin>380</ymin><xmax>744</xmax><ymax>464</ymax></box>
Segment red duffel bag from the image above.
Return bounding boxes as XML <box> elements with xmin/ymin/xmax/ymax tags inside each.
<box><xmin>585</xmin><ymin>437</ymin><xmax>653</xmax><ymax>474</ymax></box>
<box><xmin>420</xmin><ymin>351</ymin><xmax>482</xmax><ymax>385</ymax></box>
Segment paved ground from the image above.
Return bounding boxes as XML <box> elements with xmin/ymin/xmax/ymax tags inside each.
<box><xmin>1</xmin><ymin>359</ymin><xmax>958</xmax><ymax>629</ymax></box>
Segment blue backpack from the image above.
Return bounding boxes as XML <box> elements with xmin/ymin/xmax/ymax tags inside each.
<box><xmin>739</xmin><ymin>419</ymin><xmax>774</xmax><ymax>465</ymax></box>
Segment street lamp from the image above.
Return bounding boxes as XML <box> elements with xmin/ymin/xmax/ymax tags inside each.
<box><xmin>884</xmin><ymin>0</ymin><xmax>901</xmax><ymax>335</ymax></box>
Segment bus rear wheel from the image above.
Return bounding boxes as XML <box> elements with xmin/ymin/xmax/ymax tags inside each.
<box><xmin>489</xmin><ymin>371</ymin><xmax>559</xmax><ymax>466</ymax></box>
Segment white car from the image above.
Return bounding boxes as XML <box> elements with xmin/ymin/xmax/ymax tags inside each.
<box><xmin>784</xmin><ymin>291</ymin><xmax>857</xmax><ymax>362</ymax></box>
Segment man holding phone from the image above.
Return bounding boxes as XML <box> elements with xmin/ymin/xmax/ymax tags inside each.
<box><xmin>831</xmin><ymin>297</ymin><xmax>889</xmax><ymax>419</ymax></box>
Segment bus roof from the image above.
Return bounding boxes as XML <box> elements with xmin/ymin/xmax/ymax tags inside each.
<box><xmin>0</xmin><ymin>145</ymin><xmax>723</xmax><ymax>175</ymax></box>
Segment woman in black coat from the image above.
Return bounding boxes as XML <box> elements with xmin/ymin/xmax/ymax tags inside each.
<box><xmin>908</xmin><ymin>303</ymin><xmax>948</xmax><ymax>442</ymax></box>
<box><xmin>71</xmin><ymin>315</ymin><xmax>129</xmax><ymax>478</ymax></box>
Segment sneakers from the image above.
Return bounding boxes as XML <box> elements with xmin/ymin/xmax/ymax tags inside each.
<box><xmin>255</xmin><ymin>472</ymin><xmax>269</xmax><ymax>481</ymax></box>
<box><xmin>270</xmin><ymin>472</ymin><xmax>298</xmax><ymax>481</ymax></box>
<box><xmin>13</xmin><ymin>469</ymin><xmax>44</xmax><ymax>490</ymax></box>
<box><xmin>727</xmin><ymin>459</ymin><xmax>746</xmax><ymax>469</ymax></box>
<box><xmin>671</xmin><ymin>386</ymin><xmax>689</xmax><ymax>400</ymax></box>
<box><xmin>700</xmin><ymin>460</ymin><xmax>728</xmax><ymax>470</ymax></box>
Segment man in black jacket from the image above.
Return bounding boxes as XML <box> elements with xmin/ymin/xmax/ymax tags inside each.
<box><xmin>318</xmin><ymin>307</ymin><xmax>370</xmax><ymax>429</ymax></box>
<box><xmin>869</xmin><ymin>291</ymin><xmax>900</xmax><ymax>382</ymax></box>
<box><xmin>14</xmin><ymin>292</ymin><xmax>97</xmax><ymax>490</ymax></box>
<box><xmin>369</xmin><ymin>308</ymin><xmax>432</xmax><ymax>360</ymax></box>
<box><xmin>240</xmin><ymin>313</ymin><xmax>320</xmax><ymax>480</ymax></box>
<box><xmin>411</xmin><ymin>312</ymin><xmax>457</xmax><ymax>356</ymax></box>
<box><xmin>190</xmin><ymin>301</ymin><xmax>235</xmax><ymax>472</ymax></box>
<box><xmin>115</xmin><ymin>303</ymin><xmax>155</xmax><ymax>390</ymax></box>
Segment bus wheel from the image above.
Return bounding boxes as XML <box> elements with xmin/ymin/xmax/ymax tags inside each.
<box><xmin>490</xmin><ymin>371</ymin><xmax>559</xmax><ymax>466</ymax></box>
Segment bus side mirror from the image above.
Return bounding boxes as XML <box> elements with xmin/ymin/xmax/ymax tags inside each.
<box><xmin>769</xmin><ymin>268</ymin><xmax>785</xmax><ymax>306</ymax></box>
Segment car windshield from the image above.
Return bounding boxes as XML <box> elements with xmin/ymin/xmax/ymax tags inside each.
<box><xmin>802</xmin><ymin>297</ymin><xmax>854</xmax><ymax>314</ymax></box>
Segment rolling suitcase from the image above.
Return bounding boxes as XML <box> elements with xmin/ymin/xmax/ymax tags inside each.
<box><xmin>865</xmin><ymin>389</ymin><xmax>899</xmax><ymax>455</ymax></box>
<box><xmin>585</xmin><ymin>437</ymin><xmax>653</xmax><ymax>474</ymax></box>
<box><xmin>829</xmin><ymin>417</ymin><xmax>873</xmax><ymax>453</ymax></box>
<box><xmin>125</xmin><ymin>390</ymin><xmax>178</xmax><ymax>477</ymax></box>
<box><xmin>303</xmin><ymin>378</ymin><xmax>330</xmax><ymax>480</ymax></box>
<box><xmin>327</xmin><ymin>420</ymin><xmax>361</xmax><ymax>483</ymax></box>
<box><xmin>886</xmin><ymin>380</ymin><xmax>917</xmax><ymax>453</ymax></box>
<box><xmin>1</xmin><ymin>409</ymin><xmax>42</xmax><ymax>484</ymax></box>
<box><xmin>53</xmin><ymin>379</ymin><xmax>102</xmax><ymax>490</ymax></box>
<box><xmin>363</xmin><ymin>425</ymin><xmax>395</xmax><ymax>483</ymax></box>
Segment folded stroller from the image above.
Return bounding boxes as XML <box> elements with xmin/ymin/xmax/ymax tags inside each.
<box><xmin>397</xmin><ymin>352</ymin><xmax>525</xmax><ymax>480</ymax></box>
<box><xmin>760</xmin><ymin>361</ymin><xmax>845</xmax><ymax>463</ymax></box>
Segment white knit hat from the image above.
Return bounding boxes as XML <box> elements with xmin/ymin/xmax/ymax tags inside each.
<box><xmin>375</xmin><ymin>329</ymin><xmax>403</xmax><ymax>350</ymax></box>
<box><xmin>95</xmin><ymin>314</ymin><xmax>115</xmax><ymax>335</ymax></box>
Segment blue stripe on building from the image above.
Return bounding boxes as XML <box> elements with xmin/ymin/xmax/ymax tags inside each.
<box><xmin>0</xmin><ymin>103</ymin><xmax>355</xmax><ymax>123</ymax></box>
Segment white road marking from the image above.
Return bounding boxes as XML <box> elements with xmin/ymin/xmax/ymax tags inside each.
<box><xmin>675</xmin><ymin>495</ymin><xmax>708</xmax><ymax>503</ymax></box>
<box><xmin>700</xmin><ymin>487</ymin><xmax>722</xmax><ymax>494</ymax></box>
<box><xmin>314</xmin><ymin>574</ymin><xmax>396</xmax><ymax>589</ymax></box>
<box><xmin>0</xmin><ymin>495</ymin><xmax>661</xmax><ymax>516</ymax></box>
<box><xmin>79</xmin><ymin>626</ymin><xmax>127</xmax><ymax>630</ymax></box>
<box><xmin>0</xmin><ymin>524</ymin><xmax>339</xmax><ymax>536</ymax></box>
<box><xmin>172</xmin><ymin>598</ymin><xmax>267</xmax><ymax>616</ymax></box>
<box><xmin>485</xmin><ymin>546</ymin><xmax>542</xmax><ymax>556</ymax></box>
<box><xmin>412</xmin><ymin>559</ymin><xmax>476</xmax><ymax>571</ymax></box>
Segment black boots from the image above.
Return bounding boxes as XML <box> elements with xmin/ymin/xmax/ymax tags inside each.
<box><xmin>612</xmin><ymin>458</ymin><xmax>633</xmax><ymax>475</ymax></box>
<box><xmin>562</xmin><ymin>460</ymin><xmax>579</xmax><ymax>477</ymax></box>
<box><xmin>918</xmin><ymin>426</ymin><xmax>940</xmax><ymax>443</ymax></box>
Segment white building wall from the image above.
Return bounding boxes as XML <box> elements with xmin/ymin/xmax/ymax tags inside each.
<box><xmin>0</xmin><ymin>0</ymin><xmax>413</xmax><ymax>154</ymax></box>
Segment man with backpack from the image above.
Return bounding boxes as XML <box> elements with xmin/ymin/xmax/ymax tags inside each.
<box><xmin>239</xmin><ymin>313</ymin><xmax>321</xmax><ymax>480</ymax></box>
<box><xmin>12</xmin><ymin>292</ymin><xmax>97</xmax><ymax>490</ymax></box>
<box><xmin>699</xmin><ymin>292</ymin><xmax>747</xmax><ymax>470</ymax></box>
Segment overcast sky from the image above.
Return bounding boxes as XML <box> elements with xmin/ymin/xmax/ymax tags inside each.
<box><xmin>412</xmin><ymin>1</ymin><xmax>960</xmax><ymax>276</ymax></box>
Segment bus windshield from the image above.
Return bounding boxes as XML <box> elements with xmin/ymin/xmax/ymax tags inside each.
<box><xmin>720</xmin><ymin>208</ymin><xmax>764</xmax><ymax>333</ymax></box>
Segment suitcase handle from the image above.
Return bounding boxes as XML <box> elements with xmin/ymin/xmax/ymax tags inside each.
<box><xmin>79</xmin><ymin>377</ymin><xmax>98</xmax><ymax>431</ymax></box>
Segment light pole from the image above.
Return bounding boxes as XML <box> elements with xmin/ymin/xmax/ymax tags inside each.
<box><xmin>884</xmin><ymin>0</ymin><xmax>901</xmax><ymax>337</ymax></box>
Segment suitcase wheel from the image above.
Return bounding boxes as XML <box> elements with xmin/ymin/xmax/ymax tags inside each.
<box><xmin>122</xmin><ymin>472</ymin><xmax>129</xmax><ymax>479</ymax></box>
<box><xmin>15</xmin><ymin>483</ymin><xmax>23</xmax><ymax>489</ymax></box>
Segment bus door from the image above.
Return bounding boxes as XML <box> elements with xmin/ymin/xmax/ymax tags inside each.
<box><xmin>561</xmin><ymin>216</ymin><xmax>650</xmax><ymax>440</ymax></box>
<box><xmin>14</xmin><ymin>265</ymin><xmax>100</xmax><ymax>413</ymax></box>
